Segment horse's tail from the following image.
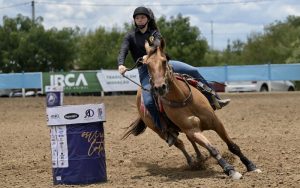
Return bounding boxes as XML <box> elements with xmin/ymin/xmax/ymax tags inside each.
<box><xmin>121</xmin><ymin>117</ymin><xmax>147</xmax><ymax>140</ymax></box>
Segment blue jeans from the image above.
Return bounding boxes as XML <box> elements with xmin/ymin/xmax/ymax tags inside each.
<box><xmin>138</xmin><ymin>60</ymin><xmax>214</xmax><ymax>130</ymax></box>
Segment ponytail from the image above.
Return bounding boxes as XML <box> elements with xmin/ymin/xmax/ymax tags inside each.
<box><xmin>147</xmin><ymin>8</ymin><xmax>159</xmax><ymax>31</ymax></box>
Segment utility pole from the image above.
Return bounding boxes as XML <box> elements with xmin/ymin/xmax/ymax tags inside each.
<box><xmin>211</xmin><ymin>20</ymin><xmax>214</xmax><ymax>51</ymax></box>
<box><xmin>31</xmin><ymin>1</ymin><xmax>35</xmax><ymax>23</ymax></box>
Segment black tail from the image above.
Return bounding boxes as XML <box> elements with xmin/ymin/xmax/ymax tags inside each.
<box><xmin>121</xmin><ymin>117</ymin><xmax>147</xmax><ymax>140</ymax></box>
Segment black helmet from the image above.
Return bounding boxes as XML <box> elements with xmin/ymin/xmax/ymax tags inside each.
<box><xmin>133</xmin><ymin>6</ymin><xmax>150</xmax><ymax>19</ymax></box>
<box><xmin>147</xmin><ymin>8</ymin><xmax>155</xmax><ymax>21</ymax></box>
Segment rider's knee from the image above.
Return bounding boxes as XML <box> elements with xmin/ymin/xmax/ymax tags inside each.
<box><xmin>143</xmin><ymin>96</ymin><xmax>155</xmax><ymax>109</ymax></box>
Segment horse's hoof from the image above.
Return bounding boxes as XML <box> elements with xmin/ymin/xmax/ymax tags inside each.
<box><xmin>229</xmin><ymin>170</ymin><xmax>242</xmax><ymax>180</ymax></box>
<box><xmin>253</xmin><ymin>169</ymin><xmax>262</xmax><ymax>173</ymax></box>
<box><xmin>247</xmin><ymin>163</ymin><xmax>258</xmax><ymax>172</ymax></box>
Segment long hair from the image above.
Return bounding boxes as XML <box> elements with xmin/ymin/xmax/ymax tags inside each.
<box><xmin>147</xmin><ymin>8</ymin><xmax>159</xmax><ymax>31</ymax></box>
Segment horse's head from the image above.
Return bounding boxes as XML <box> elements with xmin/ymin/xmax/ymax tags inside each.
<box><xmin>143</xmin><ymin>39</ymin><xmax>171</xmax><ymax>96</ymax></box>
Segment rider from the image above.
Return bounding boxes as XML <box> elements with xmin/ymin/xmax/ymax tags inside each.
<box><xmin>118</xmin><ymin>6</ymin><xmax>230</xmax><ymax>145</ymax></box>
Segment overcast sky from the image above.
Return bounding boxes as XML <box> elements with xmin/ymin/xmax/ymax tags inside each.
<box><xmin>1</xmin><ymin>0</ymin><xmax>300</xmax><ymax>50</ymax></box>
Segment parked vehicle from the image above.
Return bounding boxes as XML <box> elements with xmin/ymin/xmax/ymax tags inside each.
<box><xmin>10</xmin><ymin>89</ymin><xmax>40</xmax><ymax>97</ymax></box>
<box><xmin>225</xmin><ymin>80</ymin><xmax>295</xmax><ymax>92</ymax></box>
<box><xmin>0</xmin><ymin>89</ymin><xmax>13</xmax><ymax>97</ymax></box>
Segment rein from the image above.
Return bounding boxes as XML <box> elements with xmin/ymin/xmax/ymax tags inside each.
<box><xmin>122</xmin><ymin>57</ymin><xmax>150</xmax><ymax>92</ymax></box>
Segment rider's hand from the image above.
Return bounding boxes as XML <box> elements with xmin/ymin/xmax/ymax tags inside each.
<box><xmin>118</xmin><ymin>65</ymin><xmax>127</xmax><ymax>75</ymax></box>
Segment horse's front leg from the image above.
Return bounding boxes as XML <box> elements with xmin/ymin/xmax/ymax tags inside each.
<box><xmin>213</xmin><ymin>119</ymin><xmax>262</xmax><ymax>173</ymax></box>
<box><xmin>184</xmin><ymin>116</ymin><xmax>242</xmax><ymax>180</ymax></box>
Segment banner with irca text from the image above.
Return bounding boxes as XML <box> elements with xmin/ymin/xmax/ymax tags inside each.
<box><xmin>42</xmin><ymin>70</ymin><xmax>140</xmax><ymax>93</ymax></box>
<box><xmin>43</xmin><ymin>71</ymin><xmax>102</xmax><ymax>93</ymax></box>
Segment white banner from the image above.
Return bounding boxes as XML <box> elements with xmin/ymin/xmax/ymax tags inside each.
<box><xmin>47</xmin><ymin>103</ymin><xmax>105</xmax><ymax>126</ymax></box>
<box><xmin>96</xmin><ymin>69</ymin><xmax>140</xmax><ymax>92</ymax></box>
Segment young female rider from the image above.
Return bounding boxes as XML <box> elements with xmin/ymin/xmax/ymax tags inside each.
<box><xmin>117</xmin><ymin>7</ymin><xmax>230</xmax><ymax>145</ymax></box>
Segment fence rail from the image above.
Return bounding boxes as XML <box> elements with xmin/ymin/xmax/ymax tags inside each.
<box><xmin>198</xmin><ymin>63</ymin><xmax>300</xmax><ymax>82</ymax></box>
<box><xmin>0</xmin><ymin>63</ymin><xmax>300</xmax><ymax>92</ymax></box>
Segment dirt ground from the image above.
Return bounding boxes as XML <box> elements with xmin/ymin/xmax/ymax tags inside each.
<box><xmin>0</xmin><ymin>92</ymin><xmax>300</xmax><ymax>188</ymax></box>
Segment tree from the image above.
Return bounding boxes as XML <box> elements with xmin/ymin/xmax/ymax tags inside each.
<box><xmin>157</xmin><ymin>14</ymin><xmax>208</xmax><ymax>66</ymax></box>
<box><xmin>0</xmin><ymin>14</ymin><xmax>79</xmax><ymax>73</ymax></box>
<box><xmin>77</xmin><ymin>27</ymin><xmax>125</xmax><ymax>70</ymax></box>
<box><xmin>241</xmin><ymin>15</ymin><xmax>300</xmax><ymax>64</ymax></box>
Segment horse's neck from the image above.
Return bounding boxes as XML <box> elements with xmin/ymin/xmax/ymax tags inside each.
<box><xmin>165</xmin><ymin>75</ymin><xmax>189</xmax><ymax>100</ymax></box>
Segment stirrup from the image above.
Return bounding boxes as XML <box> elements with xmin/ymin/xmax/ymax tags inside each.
<box><xmin>212</xmin><ymin>96</ymin><xmax>221</xmax><ymax>109</ymax></box>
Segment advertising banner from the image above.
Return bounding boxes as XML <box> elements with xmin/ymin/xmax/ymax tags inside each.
<box><xmin>43</xmin><ymin>71</ymin><xmax>102</xmax><ymax>93</ymax></box>
<box><xmin>47</xmin><ymin>103</ymin><xmax>106</xmax><ymax>126</ymax></box>
<box><xmin>96</xmin><ymin>69</ymin><xmax>140</xmax><ymax>92</ymax></box>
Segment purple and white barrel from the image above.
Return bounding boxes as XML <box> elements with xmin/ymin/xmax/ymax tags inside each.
<box><xmin>46</xmin><ymin>93</ymin><xmax>107</xmax><ymax>185</ymax></box>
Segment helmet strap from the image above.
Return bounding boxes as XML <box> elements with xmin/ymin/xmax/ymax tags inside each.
<box><xmin>135</xmin><ymin>20</ymin><xmax>149</xmax><ymax>30</ymax></box>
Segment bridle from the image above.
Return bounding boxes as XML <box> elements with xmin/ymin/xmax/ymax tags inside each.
<box><xmin>146</xmin><ymin>51</ymin><xmax>193</xmax><ymax>108</ymax></box>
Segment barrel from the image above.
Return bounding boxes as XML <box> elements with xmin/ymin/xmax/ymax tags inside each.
<box><xmin>46</xmin><ymin>98</ymin><xmax>107</xmax><ymax>185</ymax></box>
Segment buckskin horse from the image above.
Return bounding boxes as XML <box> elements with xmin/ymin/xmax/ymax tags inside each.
<box><xmin>122</xmin><ymin>39</ymin><xmax>261</xmax><ymax>179</ymax></box>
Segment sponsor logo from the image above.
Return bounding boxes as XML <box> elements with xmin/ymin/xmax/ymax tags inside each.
<box><xmin>64</xmin><ymin>113</ymin><xmax>79</xmax><ymax>120</ymax></box>
<box><xmin>84</xmin><ymin>109</ymin><xmax>94</xmax><ymax>118</ymax></box>
<box><xmin>47</xmin><ymin>93</ymin><xmax>59</xmax><ymax>106</ymax></box>
<box><xmin>50</xmin><ymin>73</ymin><xmax>88</xmax><ymax>87</ymax></box>
<box><xmin>50</xmin><ymin>114</ymin><xmax>60</xmax><ymax>119</ymax></box>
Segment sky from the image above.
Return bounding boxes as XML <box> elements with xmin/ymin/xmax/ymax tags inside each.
<box><xmin>1</xmin><ymin>0</ymin><xmax>300</xmax><ymax>50</ymax></box>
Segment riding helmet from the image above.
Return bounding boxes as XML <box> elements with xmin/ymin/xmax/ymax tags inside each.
<box><xmin>133</xmin><ymin>6</ymin><xmax>150</xmax><ymax>19</ymax></box>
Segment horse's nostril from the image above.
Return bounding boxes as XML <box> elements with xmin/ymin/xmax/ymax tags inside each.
<box><xmin>154</xmin><ymin>87</ymin><xmax>158</xmax><ymax>91</ymax></box>
<box><xmin>162</xmin><ymin>84</ymin><xmax>167</xmax><ymax>90</ymax></box>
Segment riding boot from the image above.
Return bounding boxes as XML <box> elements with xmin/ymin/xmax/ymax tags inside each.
<box><xmin>159</xmin><ymin>115</ymin><xmax>178</xmax><ymax>147</ymax></box>
<box><xmin>166</xmin><ymin>130</ymin><xmax>179</xmax><ymax>147</ymax></box>
<box><xmin>197</xmin><ymin>82</ymin><xmax>230</xmax><ymax>110</ymax></box>
<box><xmin>212</xmin><ymin>95</ymin><xmax>231</xmax><ymax>110</ymax></box>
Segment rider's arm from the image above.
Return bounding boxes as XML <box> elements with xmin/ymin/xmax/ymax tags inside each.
<box><xmin>117</xmin><ymin>33</ymin><xmax>131</xmax><ymax>74</ymax></box>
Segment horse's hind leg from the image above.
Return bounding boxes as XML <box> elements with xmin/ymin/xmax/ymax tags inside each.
<box><xmin>214</xmin><ymin>120</ymin><xmax>261</xmax><ymax>173</ymax></box>
<box><xmin>186</xmin><ymin>129</ymin><xmax>242</xmax><ymax>179</ymax></box>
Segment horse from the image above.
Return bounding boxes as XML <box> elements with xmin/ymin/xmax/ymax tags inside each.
<box><xmin>122</xmin><ymin>39</ymin><xmax>261</xmax><ymax>180</ymax></box>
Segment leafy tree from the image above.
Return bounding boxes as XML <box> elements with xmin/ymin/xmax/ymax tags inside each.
<box><xmin>241</xmin><ymin>15</ymin><xmax>300</xmax><ymax>65</ymax></box>
<box><xmin>157</xmin><ymin>14</ymin><xmax>208</xmax><ymax>66</ymax></box>
<box><xmin>0</xmin><ymin>14</ymin><xmax>78</xmax><ymax>73</ymax></box>
<box><xmin>77</xmin><ymin>27</ymin><xmax>125</xmax><ymax>70</ymax></box>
